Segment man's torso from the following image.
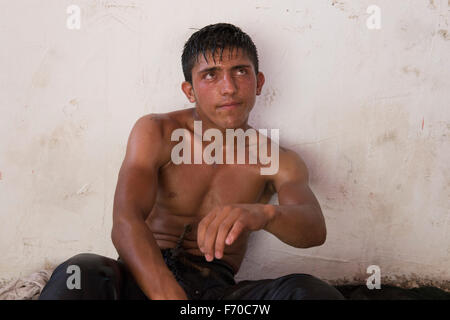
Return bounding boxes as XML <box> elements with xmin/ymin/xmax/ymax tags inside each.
<box><xmin>143</xmin><ymin>108</ymin><xmax>277</xmax><ymax>273</ymax></box>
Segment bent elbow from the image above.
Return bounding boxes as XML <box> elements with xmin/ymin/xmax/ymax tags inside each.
<box><xmin>314</xmin><ymin>207</ymin><xmax>327</xmax><ymax>246</ymax></box>
<box><xmin>316</xmin><ymin>230</ymin><xmax>326</xmax><ymax>246</ymax></box>
<box><xmin>316</xmin><ymin>222</ymin><xmax>327</xmax><ymax>246</ymax></box>
<box><xmin>304</xmin><ymin>224</ymin><xmax>327</xmax><ymax>248</ymax></box>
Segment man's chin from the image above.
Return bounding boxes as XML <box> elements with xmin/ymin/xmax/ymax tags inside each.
<box><xmin>216</xmin><ymin>117</ymin><xmax>247</xmax><ymax>130</ymax></box>
<box><xmin>214</xmin><ymin>112</ymin><xmax>249</xmax><ymax>129</ymax></box>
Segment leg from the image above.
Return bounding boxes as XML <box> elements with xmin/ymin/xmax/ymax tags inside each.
<box><xmin>39</xmin><ymin>253</ymin><xmax>147</xmax><ymax>300</ymax></box>
<box><xmin>221</xmin><ymin>273</ymin><xmax>345</xmax><ymax>300</ymax></box>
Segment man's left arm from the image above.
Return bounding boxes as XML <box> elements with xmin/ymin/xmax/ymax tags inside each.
<box><xmin>197</xmin><ymin>149</ymin><xmax>327</xmax><ymax>261</ymax></box>
<box><xmin>262</xmin><ymin>149</ymin><xmax>327</xmax><ymax>248</ymax></box>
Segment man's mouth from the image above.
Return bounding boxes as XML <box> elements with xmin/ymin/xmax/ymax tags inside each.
<box><xmin>217</xmin><ymin>102</ymin><xmax>241</xmax><ymax>110</ymax></box>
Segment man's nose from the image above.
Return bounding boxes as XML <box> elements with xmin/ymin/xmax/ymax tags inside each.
<box><xmin>220</xmin><ymin>73</ymin><xmax>237</xmax><ymax>96</ymax></box>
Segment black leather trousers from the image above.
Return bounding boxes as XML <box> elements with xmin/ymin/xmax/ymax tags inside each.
<box><xmin>39</xmin><ymin>248</ymin><xmax>344</xmax><ymax>300</ymax></box>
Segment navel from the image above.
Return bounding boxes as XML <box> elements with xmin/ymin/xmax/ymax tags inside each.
<box><xmin>168</xmin><ymin>191</ymin><xmax>177</xmax><ymax>198</ymax></box>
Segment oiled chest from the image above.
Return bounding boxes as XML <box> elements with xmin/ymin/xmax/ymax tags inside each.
<box><xmin>156</xmin><ymin>161</ymin><xmax>268</xmax><ymax>217</ymax></box>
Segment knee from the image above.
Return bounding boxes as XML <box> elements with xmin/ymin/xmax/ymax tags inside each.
<box><xmin>277</xmin><ymin>274</ymin><xmax>345</xmax><ymax>300</ymax></box>
<box><xmin>45</xmin><ymin>253</ymin><xmax>100</xmax><ymax>281</ymax></box>
<box><xmin>39</xmin><ymin>253</ymin><xmax>122</xmax><ymax>300</ymax></box>
<box><xmin>66</xmin><ymin>253</ymin><xmax>109</xmax><ymax>271</ymax></box>
<box><xmin>64</xmin><ymin>253</ymin><xmax>122</xmax><ymax>280</ymax></box>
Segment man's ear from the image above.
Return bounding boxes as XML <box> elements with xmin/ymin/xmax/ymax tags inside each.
<box><xmin>256</xmin><ymin>72</ymin><xmax>265</xmax><ymax>96</ymax></box>
<box><xmin>181</xmin><ymin>81</ymin><xmax>196</xmax><ymax>103</ymax></box>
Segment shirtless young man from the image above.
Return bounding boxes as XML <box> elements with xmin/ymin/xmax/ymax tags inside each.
<box><xmin>39</xmin><ymin>23</ymin><xmax>344</xmax><ymax>300</ymax></box>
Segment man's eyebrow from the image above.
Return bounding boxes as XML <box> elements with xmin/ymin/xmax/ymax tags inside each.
<box><xmin>197</xmin><ymin>64</ymin><xmax>252</xmax><ymax>74</ymax></box>
<box><xmin>231</xmin><ymin>64</ymin><xmax>252</xmax><ymax>70</ymax></box>
<box><xmin>197</xmin><ymin>66</ymin><xmax>220</xmax><ymax>74</ymax></box>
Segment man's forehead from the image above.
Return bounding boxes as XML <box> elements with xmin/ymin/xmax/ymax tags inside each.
<box><xmin>194</xmin><ymin>47</ymin><xmax>251</xmax><ymax>69</ymax></box>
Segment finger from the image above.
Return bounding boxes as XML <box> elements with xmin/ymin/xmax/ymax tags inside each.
<box><xmin>197</xmin><ymin>210</ymin><xmax>217</xmax><ymax>253</ymax></box>
<box><xmin>215</xmin><ymin>209</ymin><xmax>240</xmax><ymax>259</ymax></box>
<box><xmin>203</xmin><ymin>217</ymin><xmax>222</xmax><ymax>261</ymax></box>
<box><xmin>202</xmin><ymin>206</ymin><xmax>232</xmax><ymax>261</ymax></box>
<box><xmin>226</xmin><ymin>219</ymin><xmax>246</xmax><ymax>246</ymax></box>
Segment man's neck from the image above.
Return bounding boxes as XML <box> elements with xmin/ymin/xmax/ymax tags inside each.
<box><xmin>191</xmin><ymin>107</ymin><xmax>250</xmax><ymax>136</ymax></box>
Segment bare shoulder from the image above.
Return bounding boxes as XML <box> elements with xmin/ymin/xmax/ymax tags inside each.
<box><xmin>126</xmin><ymin>108</ymin><xmax>190</xmax><ymax>168</ymax></box>
<box><xmin>134</xmin><ymin>108</ymin><xmax>193</xmax><ymax>143</ymax></box>
<box><xmin>136</xmin><ymin>109</ymin><xmax>186</xmax><ymax>135</ymax></box>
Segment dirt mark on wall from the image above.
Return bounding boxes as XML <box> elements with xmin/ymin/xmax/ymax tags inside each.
<box><xmin>402</xmin><ymin>66</ymin><xmax>421</xmax><ymax>77</ymax></box>
<box><xmin>437</xmin><ymin>29</ymin><xmax>449</xmax><ymax>40</ymax></box>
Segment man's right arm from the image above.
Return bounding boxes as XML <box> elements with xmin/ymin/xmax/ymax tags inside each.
<box><xmin>111</xmin><ymin>114</ymin><xmax>187</xmax><ymax>300</ymax></box>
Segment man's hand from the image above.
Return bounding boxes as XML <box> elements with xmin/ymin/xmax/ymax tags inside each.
<box><xmin>197</xmin><ymin>204</ymin><xmax>277</xmax><ymax>261</ymax></box>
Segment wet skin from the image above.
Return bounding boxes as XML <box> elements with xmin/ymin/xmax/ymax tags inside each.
<box><xmin>112</xmin><ymin>48</ymin><xmax>326</xmax><ymax>299</ymax></box>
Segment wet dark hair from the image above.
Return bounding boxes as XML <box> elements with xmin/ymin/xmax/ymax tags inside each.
<box><xmin>182</xmin><ymin>23</ymin><xmax>259</xmax><ymax>83</ymax></box>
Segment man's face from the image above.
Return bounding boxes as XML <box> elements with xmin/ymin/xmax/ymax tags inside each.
<box><xmin>183</xmin><ymin>47</ymin><xmax>264</xmax><ymax>129</ymax></box>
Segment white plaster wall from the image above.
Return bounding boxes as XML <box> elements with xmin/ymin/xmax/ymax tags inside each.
<box><xmin>0</xmin><ymin>0</ymin><xmax>449</xmax><ymax>289</ymax></box>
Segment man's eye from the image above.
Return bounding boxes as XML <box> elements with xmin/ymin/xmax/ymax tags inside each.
<box><xmin>236</xmin><ymin>68</ymin><xmax>247</xmax><ymax>75</ymax></box>
<box><xmin>205</xmin><ymin>72</ymin><xmax>215</xmax><ymax>80</ymax></box>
